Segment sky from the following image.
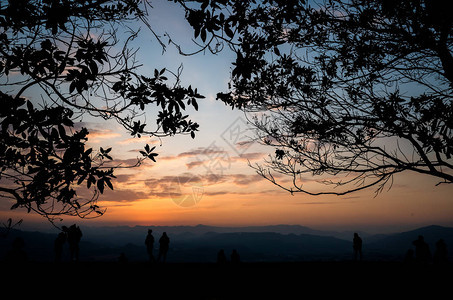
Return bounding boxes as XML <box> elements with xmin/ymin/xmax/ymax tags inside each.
<box><xmin>2</xmin><ymin>1</ymin><xmax>453</xmax><ymax>234</ymax></box>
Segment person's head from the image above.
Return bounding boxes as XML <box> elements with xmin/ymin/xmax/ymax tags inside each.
<box><xmin>148</xmin><ymin>229</ymin><xmax>152</xmax><ymax>234</ymax></box>
<box><xmin>354</xmin><ymin>233</ymin><xmax>358</xmax><ymax>238</ymax></box>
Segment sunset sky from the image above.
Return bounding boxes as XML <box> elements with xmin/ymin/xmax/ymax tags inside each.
<box><xmin>2</xmin><ymin>1</ymin><xmax>453</xmax><ymax>234</ymax></box>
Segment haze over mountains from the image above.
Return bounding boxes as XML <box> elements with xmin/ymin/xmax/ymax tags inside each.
<box><xmin>1</xmin><ymin>224</ymin><xmax>453</xmax><ymax>263</ymax></box>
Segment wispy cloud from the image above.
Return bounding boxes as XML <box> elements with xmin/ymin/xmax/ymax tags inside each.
<box><xmin>292</xmin><ymin>200</ymin><xmax>358</xmax><ymax>205</ymax></box>
<box><xmin>232</xmin><ymin>152</ymin><xmax>267</xmax><ymax>161</ymax></box>
<box><xmin>119</xmin><ymin>137</ymin><xmax>161</xmax><ymax>145</ymax></box>
<box><xmin>159</xmin><ymin>146</ymin><xmax>229</xmax><ymax>161</ymax></box>
<box><xmin>203</xmin><ymin>188</ymin><xmax>280</xmax><ymax>196</ymax></box>
<box><xmin>100</xmin><ymin>188</ymin><xmax>149</xmax><ymax>203</ymax></box>
<box><xmin>230</xmin><ymin>174</ymin><xmax>264</xmax><ymax>186</ymax></box>
<box><xmin>102</xmin><ymin>158</ymin><xmax>153</xmax><ymax>169</ymax></box>
<box><xmin>87</xmin><ymin>129</ymin><xmax>121</xmax><ymax>141</ymax></box>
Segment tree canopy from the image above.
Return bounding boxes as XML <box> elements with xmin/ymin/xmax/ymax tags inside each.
<box><xmin>0</xmin><ymin>0</ymin><xmax>204</xmax><ymax>221</ymax></box>
<box><xmin>176</xmin><ymin>0</ymin><xmax>453</xmax><ymax>195</ymax></box>
<box><xmin>2</xmin><ymin>0</ymin><xmax>452</xmax><ymax>226</ymax></box>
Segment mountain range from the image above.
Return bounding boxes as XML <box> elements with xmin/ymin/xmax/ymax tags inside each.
<box><xmin>1</xmin><ymin>224</ymin><xmax>452</xmax><ymax>263</ymax></box>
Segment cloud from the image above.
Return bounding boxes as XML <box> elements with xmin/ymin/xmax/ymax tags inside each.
<box><xmin>179</xmin><ymin>147</ymin><xmax>228</xmax><ymax>158</ymax></box>
<box><xmin>230</xmin><ymin>174</ymin><xmax>264</xmax><ymax>186</ymax></box>
<box><xmin>203</xmin><ymin>188</ymin><xmax>283</xmax><ymax>197</ymax></box>
<box><xmin>291</xmin><ymin>200</ymin><xmax>358</xmax><ymax>205</ymax></box>
<box><xmin>145</xmin><ymin>173</ymin><xmax>205</xmax><ymax>198</ymax></box>
<box><xmin>73</xmin><ymin>122</ymin><xmax>122</xmax><ymax>142</ymax></box>
<box><xmin>159</xmin><ymin>146</ymin><xmax>229</xmax><ymax>162</ymax></box>
<box><xmin>142</xmin><ymin>172</ymin><xmax>265</xmax><ymax>199</ymax></box>
<box><xmin>161</xmin><ymin>148</ymin><xmax>267</xmax><ymax>173</ymax></box>
<box><xmin>87</xmin><ymin>130</ymin><xmax>121</xmax><ymax>141</ymax></box>
<box><xmin>100</xmin><ymin>188</ymin><xmax>149</xmax><ymax>203</ymax></box>
<box><xmin>101</xmin><ymin>158</ymin><xmax>154</xmax><ymax>169</ymax></box>
<box><xmin>185</xmin><ymin>160</ymin><xmax>205</xmax><ymax>169</ymax></box>
<box><xmin>119</xmin><ymin>137</ymin><xmax>161</xmax><ymax>145</ymax></box>
<box><xmin>113</xmin><ymin>174</ymin><xmax>136</xmax><ymax>183</ymax></box>
<box><xmin>232</xmin><ymin>152</ymin><xmax>266</xmax><ymax>161</ymax></box>
<box><xmin>73</xmin><ymin>183</ymin><xmax>149</xmax><ymax>204</ymax></box>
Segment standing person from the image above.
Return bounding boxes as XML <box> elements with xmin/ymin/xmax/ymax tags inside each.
<box><xmin>54</xmin><ymin>231</ymin><xmax>67</xmax><ymax>262</ymax></box>
<box><xmin>231</xmin><ymin>249</ymin><xmax>240</xmax><ymax>264</ymax></box>
<box><xmin>6</xmin><ymin>237</ymin><xmax>28</xmax><ymax>262</ymax></box>
<box><xmin>145</xmin><ymin>229</ymin><xmax>156</xmax><ymax>263</ymax></box>
<box><xmin>433</xmin><ymin>239</ymin><xmax>448</xmax><ymax>265</ymax></box>
<box><xmin>353</xmin><ymin>233</ymin><xmax>363</xmax><ymax>261</ymax></box>
<box><xmin>217</xmin><ymin>249</ymin><xmax>227</xmax><ymax>264</ymax></box>
<box><xmin>157</xmin><ymin>232</ymin><xmax>170</xmax><ymax>263</ymax></box>
<box><xmin>413</xmin><ymin>235</ymin><xmax>431</xmax><ymax>264</ymax></box>
<box><xmin>67</xmin><ymin>224</ymin><xmax>82</xmax><ymax>262</ymax></box>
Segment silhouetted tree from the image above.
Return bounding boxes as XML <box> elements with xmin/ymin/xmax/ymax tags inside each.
<box><xmin>175</xmin><ymin>0</ymin><xmax>453</xmax><ymax>196</ymax></box>
<box><xmin>0</xmin><ymin>1</ymin><xmax>204</xmax><ymax>221</ymax></box>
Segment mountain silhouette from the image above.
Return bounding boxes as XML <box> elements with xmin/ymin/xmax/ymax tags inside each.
<box><xmin>2</xmin><ymin>224</ymin><xmax>453</xmax><ymax>262</ymax></box>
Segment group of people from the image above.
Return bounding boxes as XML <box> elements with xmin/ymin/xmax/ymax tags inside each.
<box><xmin>352</xmin><ymin>232</ymin><xmax>449</xmax><ymax>264</ymax></box>
<box><xmin>35</xmin><ymin>229</ymin><xmax>441</xmax><ymax>264</ymax></box>
<box><xmin>53</xmin><ymin>227</ymin><xmax>171</xmax><ymax>263</ymax></box>
<box><xmin>406</xmin><ymin>235</ymin><xmax>448</xmax><ymax>264</ymax></box>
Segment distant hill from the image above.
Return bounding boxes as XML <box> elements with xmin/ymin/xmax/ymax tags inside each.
<box><xmin>1</xmin><ymin>225</ymin><xmax>453</xmax><ymax>263</ymax></box>
<box><xmin>173</xmin><ymin>231</ymin><xmax>352</xmax><ymax>262</ymax></box>
<box><xmin>78</xmin><ymin>224</ymin><xmax>335</xmax><ymax>246</ymax></box>
<box><xmin>366</xmin><ymin>225</ymin><xmax>453</xmax><ymax>260</ymax></box>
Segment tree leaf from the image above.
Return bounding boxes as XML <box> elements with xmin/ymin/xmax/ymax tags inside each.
<box><xmin>97</xmin><ymin>178</ymin><xmax>104</xmax><ymax>193</ymax></box>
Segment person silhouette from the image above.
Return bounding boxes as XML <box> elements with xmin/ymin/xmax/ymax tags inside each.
<box><xmin>6</xmin><ymin>237</ymin><xmax>28</xmax><ymax>262</ymax></box>
<box><xmin>404</xmin><ymin>249</ymin><xmax>415</xmax><ymax>265</ymax></box>
<box><xmin>118</xmin><ymin>252</ymin><xmax>128</xmax><ymax>263</ymax></box>
<box><xmin>353</xmin><ymin>233</ymin><xmax>363</xmax><ymax>261</ymax></box>
<box><xmin>412</xmin><ymin>235</ymin><xmax>431</xmax><ymax>264</ymax></box>
<box><xmin>217</xmin><ymin>249</ymin><xmax>227</xmax><ymax>264</ymax></box>
<box><xmin>54</xmin><ymin>231</ymin><xmax>67</xmax><ymax>262</ymax></box>
<box><xmin>157</xmin><ymin>232</ymin><xmax>170</xmax><ymax>263</ymax></box>
<box><xmin>231</xmin><ymin>249</ymin><xmax>240</xmax><ymax>264</ymax></box>
<box><xmin>67</xmin><ymin>224</ymin><xmax>82</xmax><ymax>262</ymax></box>
<box><xmin>145</xmin><ymin>229</ymin><xmax>156</xmax><ymax>263</ymax></box>
<box><xmin>433</xmin><ymin>239</ymin><xmax>448</xmax><ymax>265</ymax></box>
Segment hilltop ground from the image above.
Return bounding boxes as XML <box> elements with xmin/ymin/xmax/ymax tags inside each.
<box><xmin>2</xmin><ymin>261</ymin><xmax>452</xmax><ymax>298</ymax></box>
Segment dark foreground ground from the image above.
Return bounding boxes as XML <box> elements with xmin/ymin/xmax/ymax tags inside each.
<box><xmin>2</xmin><ymin>261</ymin><xmax>452</xmax><ymax>298</ymax></box>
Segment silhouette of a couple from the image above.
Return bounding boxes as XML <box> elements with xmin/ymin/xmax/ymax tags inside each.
<box><xmin>54</xmin><ymin>224</ymin><xmax>82</xmax><ymax>262</ymax></box>
<box><xmin>217</xmin><ymin>249</ymin><xmax>241</xmax><ymax>264</ymax></box>
<box><xmin>145</xmin><ymin>230</ymin><xmax>170</xmax><ymax>263</ymax></box>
